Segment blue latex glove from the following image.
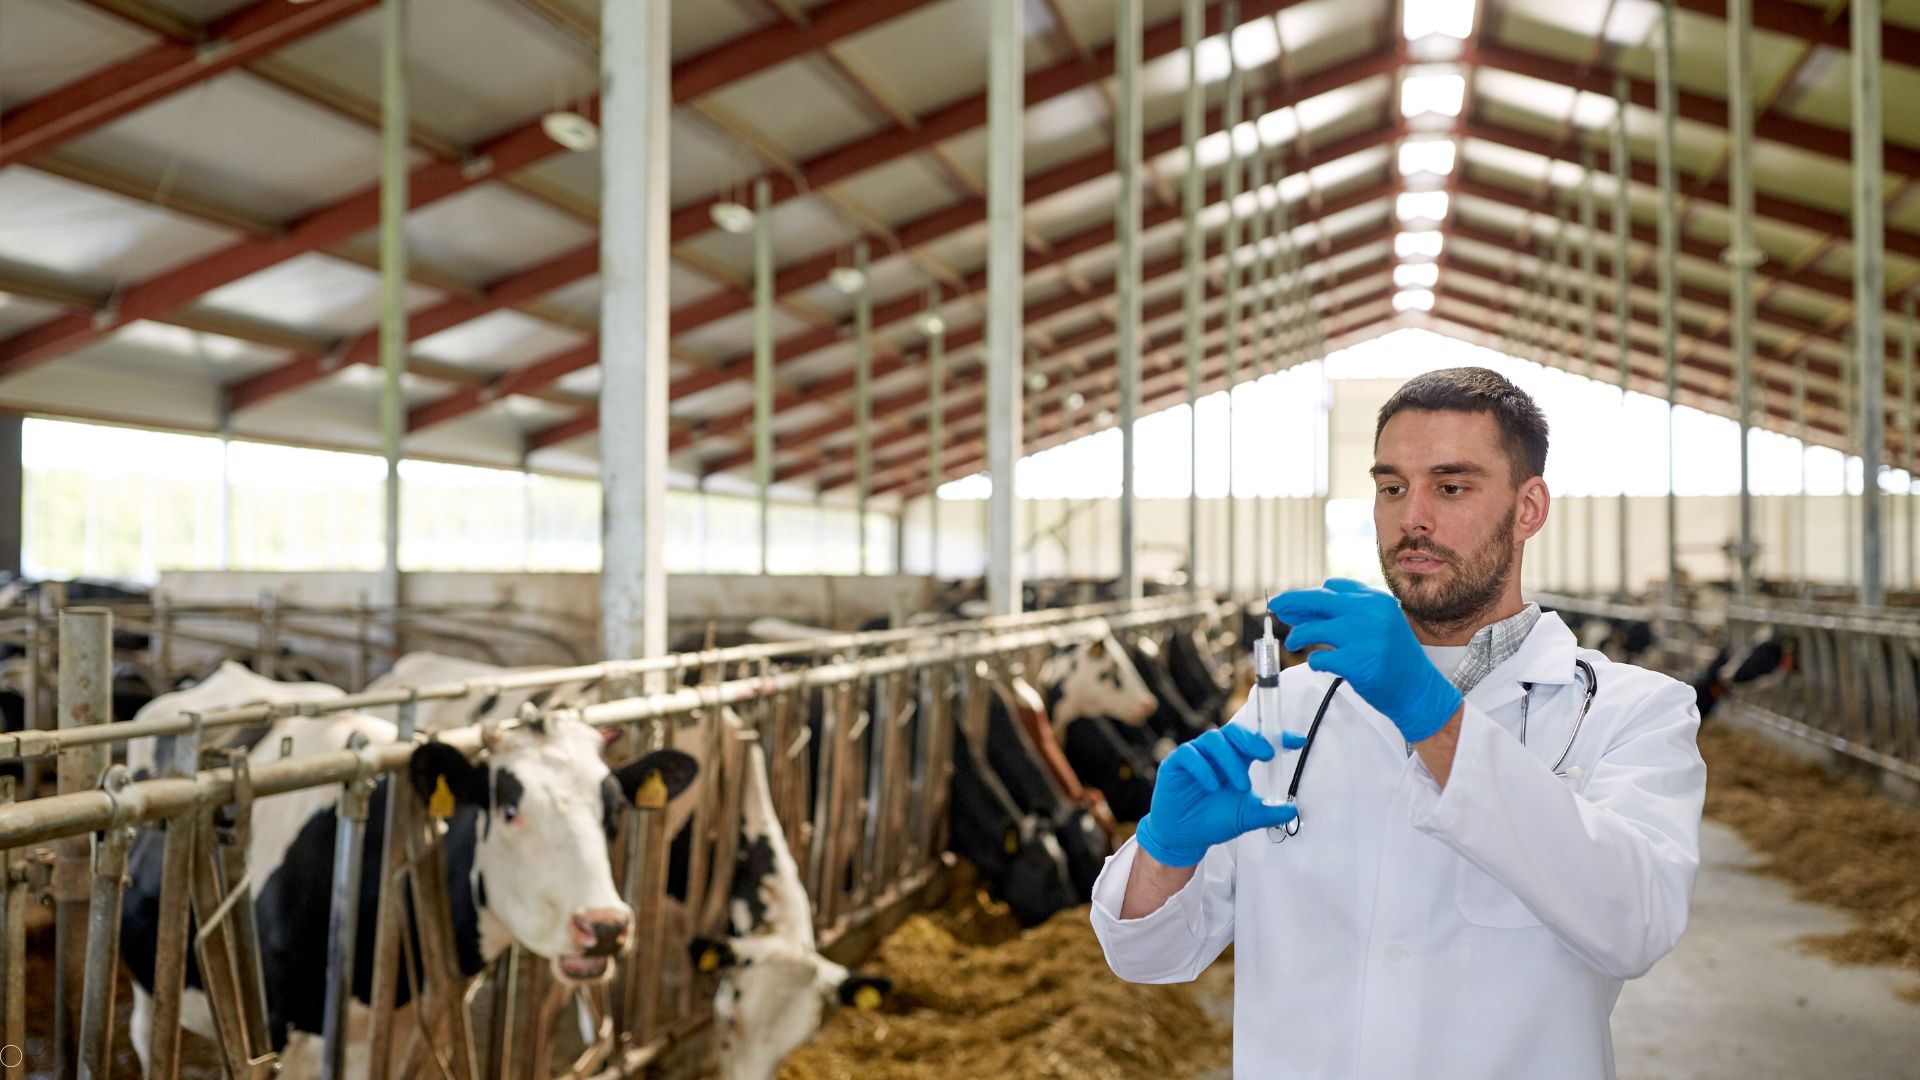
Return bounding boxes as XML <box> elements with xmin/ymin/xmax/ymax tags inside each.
<box><xmin>1134</xmin><ymin>725</ymin><xmax>1307</xmax><ymax>868</ymax></box>
<box><xmin>1268</xmin><ymin>578</ymin><xmax>1464</xmax><ymax>745</ymax></box>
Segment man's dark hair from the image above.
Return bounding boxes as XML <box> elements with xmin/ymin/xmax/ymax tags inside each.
<box><xmin>1374</xmin><ymin>366</ymin><xmax>1548</xmax><ymax>482</ymax></box>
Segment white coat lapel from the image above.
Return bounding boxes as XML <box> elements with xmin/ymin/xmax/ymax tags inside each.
<box><xmin>1466</xmin><ymin>610</ymin><xmax>1578</xmax><ymax>718</ymax></box>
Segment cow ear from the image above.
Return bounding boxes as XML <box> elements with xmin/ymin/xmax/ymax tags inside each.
<box><xmin>837</xmin><ymin>973</ymin><xmax>892</xmax><ymax>1011</ymax></box>
<box><xmin>410</xmin><ymin>741</ymin><xmax>489</xmax><ymax>817</ymax></box>
<box><xmin>613</xmin><ymin>749</ymin><xmax>699</xmax><ymax>810</ymax></box>
<box><xmin>1087</xmin><ymin>639</ymin><xmax>1106</xmax><ymax>658</ymax></box>
<box><xmin>689</xmin><ymin>936</ymin><xmax>736</xmax><ymax>973</ymax></box>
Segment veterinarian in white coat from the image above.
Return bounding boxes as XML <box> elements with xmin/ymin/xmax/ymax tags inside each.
<box><xmin>1092</xmin><ymin>368</ymin><xmax>1706</xmax><ymax>1080</ymax></box>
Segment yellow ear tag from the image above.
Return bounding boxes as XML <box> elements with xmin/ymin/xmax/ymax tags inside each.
<box><xmin>429</xmin><ymin>776</ymin><xmax>455</xmax><ymax>821</ymax></box>
<box><xmin>698</xmin><ymin>946</ymin><xmax>721</xmax><ymax>973</ymax></box>
<box><xmin>1117</xmin><ymin>764</ymin><xmax>1134</xmax><ymax>781</ymax></box>
<box><xmin>635</xmin><ymin>771</ymin><xmax>668</xmax><ymax>810</ymax></box>
<box><xmin>1003</xmin><ymin>827</ymin><xmax>1019</xmax><ymax>855</ymax></box>
<box><xmin>853</xmin><ymin>985</ymin><xmax>883</xmax><ymax>1012</ymax></box>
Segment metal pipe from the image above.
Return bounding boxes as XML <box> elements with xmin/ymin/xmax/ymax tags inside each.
<box><xmin>754</xmin><ymin>177</ymin><xmax>774</xmax><ymax>575</ymax></box>
<box><xmin>854</xmin><ymin>240</ymin><xmax>873</xmax><ymax>576</ymax></box>
<box><xmin>1118</xmin><ymin>0</ymin><xmax>1142</xmax><ymax>601</ymax></box>
<box><xmin>76</xmin><ymin>806</ymin><xmax>132</xmax><ymax>1080</ymax></box>
<box><xmin>1553</xmin><ymin>213</ymin><xmax>1572</xmax><ymax>590</ymax></box>
<box><xmin>986</xmin><ymin>0</ymin><xmax>1024</xmax><ymax>616</ymax></box>
<box><xmin>379</xmin><ymin>0</ymin><xmax>407</xmax><ymax>610</ymax></box>
<box><xmin>1729</xmin><ymin>0</ymin><xmax>1757</xmax><ymax>602</ymax></box>
<box><xmin>1845</xmin><ymin>330</ymin><xmax>1858</xmax><ymax>587</ymax></box>
<box><xmin>1183</xmin><ymin>0</ymin><xmax>1203</xmax><ymax>592</ymax></box>
<box><xmin>1854</xmin><ymin>0</ymin><xmax>1886</xmax><ymax>609</ymax></box>
<box><xmin>0</xmin><ymin>780</ymin><xmax>27</xmax><ymax>1080</ymax></box>
<box><xmin>321</xmin><ymin>742</ymin><xmax>374</xmax><ymax>1080</ymax></box>
<box><xmin>1222</xmin><ymin>1</ymin><xmax>1241</xmax><ymax>600</ymax></box>
<box><xmin>1613</xmin><ymin>74</ymin><xmax>1632</xmax><ymax>597</ymax></box>
<box><xmin>599</xmin><ymin>0</ymin><xmax>672</xmax><ymax>660</ymax></box>
<box><xmin>1657</xmin><ymin>0</ymin><xmax>1679</xmax><ymax>606</ymax></box>
<box><xmin>1905</xmin><ymin>296</ymin><xmax>1917</xmax><ymax>588</ymax></box>
<box><xmin>1580</xmin><ymin>150</ymin><xmax>1599</xmax><ymax>593</ymax></box>
<box><xmin>1248</xmin><ymin>106</ymin><xmax>1269</xmax><ymax>593</ymax></box>
<box><xmin>1797</xmin><ymin>351</ymin><xmax>1810</xmax><ymax>584</ymax></box>
<box><xmin>54</xmin><ymin>606</ymin><xmax>110</xmax><ymax>1080</ymax></box>
<box><xmin>926</xmin><ymin>289</ymin><xmax>944</xmax><ymax>577</ymax></box>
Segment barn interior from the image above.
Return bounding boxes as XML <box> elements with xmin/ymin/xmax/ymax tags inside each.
<box><xmin>3</xmin><ymin>0</ymin><xmax>1920</xmax><ymax>1076</ymax></box>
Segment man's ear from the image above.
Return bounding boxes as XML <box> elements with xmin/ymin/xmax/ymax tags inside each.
<box><xmin>1516</xmin><ymin>476</ymin><xmax>1550</xmax><ymax>540</ymax></box>
<box><xmin>409</xmin><ymin>741</ymin><xmax>489</xmax><ymax>817</ymax></box>
<box><xmin>613</xmin><ymin>749</ymin><xmax>700</xmax><ymax>810</ymax></box>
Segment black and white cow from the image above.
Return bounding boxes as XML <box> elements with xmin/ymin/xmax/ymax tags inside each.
<box><xmin>119</xmin><ymin>709</ymin><xmax>696</xmax><ymax>1079</ymax></box>
<box><xmin>1164</xmin><ymin>625</ymin><xmax>1233</xmax><ymax>723</ymax></box>
<box><xmin>1690</xmin><ymin>631</ymin><xmax>1798</xmax><ymax>719</ymax></box>
<box><xmin>687</xmin><ymin>734</ymin><xmax>892</xmax><ymax>1080</ymax></box>
<box><xmin>1038</xmin><ymin>628</ymin><xmax>1160</xmax><ymax>824</ymax></box>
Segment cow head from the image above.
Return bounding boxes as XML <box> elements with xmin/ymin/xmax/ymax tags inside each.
<box><xmin>691</xmin><ymin>935</ymin><xmax>892</xmax><ymax>1080</ymax></box>
<box><xmin>409</xmin><ymin>719</ymin><xmax>696</xmax><ymax>983</ymax></box>
<box><xmin>1044</xmin><ymin>627</ymin><xmax>1158</xmax><ymax>728</ymax></box>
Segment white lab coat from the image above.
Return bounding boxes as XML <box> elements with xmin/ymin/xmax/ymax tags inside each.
<box><xmin>1090</xmin><ymin>611</ymin><xmax>1705</xmax><ymax>1080</ymax></box>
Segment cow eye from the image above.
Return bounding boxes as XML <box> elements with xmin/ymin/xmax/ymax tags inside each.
<box><xmin>502</xmin><ymin>804</ymin><xmax>519</xmax><ymax>823</ymax></box>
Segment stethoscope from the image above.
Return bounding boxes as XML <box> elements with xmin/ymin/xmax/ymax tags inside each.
<box><xmin>1272</xmin><ymin>657</ymin><xmax>1599</xmax><ymax>842</ymax></box>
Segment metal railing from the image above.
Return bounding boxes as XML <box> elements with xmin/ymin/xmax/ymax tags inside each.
<box><xmin>1535</xmin><ymin>591</ymin><xmax>1920</xmax><ymax>785</ymax></box>
<box><xmin>0</xmin><ymin>595</ymin><xmax>1223</xmax><ymax>1080</ymax></box>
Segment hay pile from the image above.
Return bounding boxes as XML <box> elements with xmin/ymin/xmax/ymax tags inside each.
<box><xmin>779</xmin><ymin>872</ymin><xmax>1230</xmax><ymax>1080</ymax></box>
<box><xmin>1700</xmin><ymin>722</ymin><xmax>1920</xmax><ymax>999</ymax></box>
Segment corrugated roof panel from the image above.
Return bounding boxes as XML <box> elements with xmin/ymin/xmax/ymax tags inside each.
<box><xmin>697</xmin><ymin>63</ymin><xmax>887</xmax><ymax>166</ymax></box>
<box><xmin>195</xmin><ymin>252</ymin><xmax>442</xmax><ymax>338</ymax></box>
<box><xmin>830</xmin><ymin>0</ymin><xmax>1007</xmax><ymax>120</ymax></box>
<box><xmin>399</xmin><ymin>185</ymin><xmax>597</xmax><ymax>285</ymax></box>
<box><xmin>0</xmin><ymin>167</ymin><xmax>238</xmax><ymax>291</ymax></box>
<box><xmin>0</xmin><ymin>0</ymin><xmax>157</xmax><ymax>104</ymax></box>
<box><xmin>57</xmin><ymin>69</ymin><xmax>402</xmax><ymax>222</ymax></box>
<box><xmin>1025</xmin><ymin>87</ymin><xmax>1112</xmax><ymax>176</ymax></box>
<box><xmin>107</xmin><ymin>319</ymin><xmax>293</xmax><ymax>381</ymax></box>
<box><xmin>0</xmin><ymin>349</ymin><xmax>217</xmax><ymax>430</ymax></box>
<box><xmin>0</xmin><ymin>291</ymin><xmax>64</xmax><ymax>338</ymax></box>
<box><xmin>830</xmin><ymin>155</ymin><xmax>971</xmax><ymax>229</ymax></box>
<box><xmin>271</xmin><ymin>0</ymin><xmax>594</xmax><ymax>148</ymax></box>
<box><xmin>670</xmin><ymin>0</ymin><xmax>766</xmax><ymax>60</ymax></box>
<box><xmin>413</xmin><ymin>310</ymin><xmax>589</xmax><ymax>378</ymax></box>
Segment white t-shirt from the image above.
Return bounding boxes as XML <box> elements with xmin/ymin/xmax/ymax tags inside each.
<box><xmin>1422</xmin><ymin>643</ymin><xmax>1471</xmax><ymax>680</ymax></box>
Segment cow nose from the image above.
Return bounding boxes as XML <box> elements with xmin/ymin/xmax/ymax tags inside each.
<box><xmin>571</xmin><ymin>908</ymin><xmax>631</xmax><ymax>957</ymax></box>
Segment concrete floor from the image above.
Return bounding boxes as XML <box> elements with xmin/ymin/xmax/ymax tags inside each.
<box><xmin>1192</xmin><ymin>820</ymin><xmax>1920</xmax><ymax>1079</ymax></box>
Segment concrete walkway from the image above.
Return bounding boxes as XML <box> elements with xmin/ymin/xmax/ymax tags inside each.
<box><xmin>1190</xmin><ymin>820</ymin><xmax>1920</xmax><ymax>1079</ymax></box>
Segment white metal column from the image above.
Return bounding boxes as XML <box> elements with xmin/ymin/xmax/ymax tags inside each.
<box><xmin>378</xmin><ymin>0</ymin><xmax>407</xmax><ymax>609</ymax></box>
<box><xmin>854</xmin><ymin>240</ymin><xmax>873</xmax><ymax>575</ymax></box>
<box><xmin>1854</xmin><ymin>0</ymin><xmax>1886</xmax><ymax>608</ymax></box>
<box><xmin>1657</xmin><ymin>0</ymin><xmax>1679</xmax><ymax>605</ymax></box>
<box><xmin>986</xmin><ymin>0</ymin><xmax>1024</xmax><ymax>616</ymax></box>
<box><xmin>1117</xmin><ymin>0</ymin><xmax>1142</xmax><ymax>600</ymax></box>
<box><xmin>1728</xmin><ymin>0</ymin><xmax>1758</xmax><ymax>602</ymax></box>
<box><xmin>1222</xmin><ymin>1</ymin><xmax>1241</xmax><ymax>598</ymax></box>
<box><xmin>754</xmin><ymin>177</ymin><xmax>774</xmax><ymax>575</ymax></box>
<box><xmin>599</xmin><ymin>0</ymin><xmax>671</xmax><ymax>660</ymax></box>
<box><xmin>1182</xmin><ymin>0</ymin><xmax>1203</xmax><ymax>592</ymax></box>
<box><xmin>926</xmin><ymin>288</ymin><xmax>944</xmax><ymax>578</ymax></box>
<box><xmin>1612</xmin><ymin>76</ymin><xmax>1632</xmax><ymax>596</ymax></box>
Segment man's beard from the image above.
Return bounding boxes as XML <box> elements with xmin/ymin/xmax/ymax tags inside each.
<box><xmin>1377</xmin><ymin>505</ymin><xmax>1517</xmax><ymax>636</ymax></box>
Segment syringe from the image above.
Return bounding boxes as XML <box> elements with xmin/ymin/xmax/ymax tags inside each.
<box><xmin>1252</xmin><ymin>614</ymin><xmax>1289</xmax><ymax>842</ymax></box>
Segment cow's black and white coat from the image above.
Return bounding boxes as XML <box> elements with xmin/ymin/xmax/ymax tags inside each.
<box><xmin>119</xmin><ymin>710</ymin><xmax>694</xmax><ymax>1080</ymax></box>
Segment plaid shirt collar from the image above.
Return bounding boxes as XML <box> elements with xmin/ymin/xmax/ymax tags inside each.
<box><xmin>1443</xmin><ymin>602</ymin><xmax>1542</xmax><ymax>696</ymax></box>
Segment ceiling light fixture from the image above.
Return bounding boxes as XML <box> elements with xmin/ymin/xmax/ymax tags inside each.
<box><xmin>828</xmin><ymin>265</ymin><xmax>867</xmax><ymax>294</ymax></box>
<box><xmin>919</xmin><ymin>312</ymin><xmax>946</xmax><ymax>336</ymax></box>
<box><xmin>1393</xmin><ymin>289</ymin><xmax>1437</xmax><ymax>313</ymax></box>
<box><xmin>1395</xmin><ymin>231</ymin><xmax>1446</xmax><ymax>259</ymax></box>
<box><xmin>541</xmin><ymin>110</ymin><xmax>599</xmax><ymax>153</ymax></box>
<box><xmin>709</xmin><ymin>201</ymin><xmax>755</xmax><ymax>235</ymax></box>
<box><xmin>1394</xmin><ymin>263</ymin><xmax>1440</xmax><ymax>288</ymax></box>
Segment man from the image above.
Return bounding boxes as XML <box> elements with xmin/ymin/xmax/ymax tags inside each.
<box><xmin>1091</xmin><ymin>367</ymin><xmax>1705</xmax><ymax>1079</ymax></box>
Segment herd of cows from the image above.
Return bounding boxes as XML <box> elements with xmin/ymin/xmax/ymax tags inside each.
<box><xmin>0</xmin><ymin>577</ymin><xmax>1809</xmax><ymax>1080</ymax></box>
<box><xmin>92</xmin><ymin>610</ymin><xmax>1243</xmax><ymax>1080</ymax></box>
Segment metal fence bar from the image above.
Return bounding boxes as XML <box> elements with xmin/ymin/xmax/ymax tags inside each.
<box><xmin>54</xmin><ymin>606</ymin><xmax>109</xmax><ymax>1080</ymax></box>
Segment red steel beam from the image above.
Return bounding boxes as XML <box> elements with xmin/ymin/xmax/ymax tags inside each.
<box><xmin>1671</xmin><ymin>0</ymin><xmax>1920</xmax><ymax>63</ymax></box>
<box><xmin>1464</xmin><ymin>118</ymin><xmax>1920</xmax><ymax>262</ymax></box>
<box><xmin>880</xmin><ymin>300</ymin><xmax>1395</xmax><ymax>501</ymax></box>
<box><xmin>0</xmin><ymin>0</ymin><xmax>946</xmax><ymax>379</ymax></box>
<box><xmin>763</xmin><ymin>232</ymin><xmax>1393</xmax><ymax>486</ymax></box>
<box><xmin>0</xmin><ymin>0</ymin><xmax>376</xmax><ymax>167</ymax></box>
<box><xmin>820</xmin><ymin>275</ymin><xmax>1395</xmax><ymax>493</ymax></box>
<box><xmin>665</xmin><ymin>0</ymin><xmax>1319</xmax><ymax>248</ymax></box>
<box><xmin>1463</xmin><ymin>40</ymin><xmax>1920</xmax><ymax>179</ymax></box>
<box><xmin>524</xmin><ymin>143</ymin><xmax>1401</xmax><ymax>454</ymax></box>
<box><xmin>262</xmin><ymin>58</ymin><xmax>1402</xmax><ymax>424</ymax></box>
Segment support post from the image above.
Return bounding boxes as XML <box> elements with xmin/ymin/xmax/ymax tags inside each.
<box><xmin>1248</xmin><ymin>123</ymin><xmax>1269</xmax><ymax>594</ymax></box>
<box><xmin>1657</xmin><ymin>0</ymin><xmax>1680</xmax><ymax>605</ymax></box>
<box><xmin>1613</xmin><ymin>74</ymin><xmax>1633</xmax><ymax>598</ymax></box>
<box><xmin>986</xmin><ymin>0</ymin><xmax>1024</xmax><ymax>616</ymax></box>
<box><xmin>1580</xmin><ymin>151</ymin><xmax>1599</xmax><ymax>593</ymax></box>
<box><xmin>600</xmin><ymin>0</ymin><xmax>672</xmax><ymax>660</ymax></box>
<box><xmin>0</xmin><ymin>413</ymin><xmax>18</xmax><ymax>579</ymax></box>
<box><xmin>754</xmin><ymin>177</ymin><xmax>774</xmax><ymax>575</ymax></box>
<box><xmin>926</xmin><ymin>289</ymin><xmax>944</xmax><ymax>577</ymax></box>
<box><xmin>1905</xmin><ymin>296</ymin><xmax>1916</xmax><ymax>588</ymax></box>
<box><xmin>1854</xmin><ymin>0</ymin><xmax>1886</xmax><ymax>608</ymax></box>
<box><xmin>1552</xmin><ymin>212</ymin><xmax>1572</xmax><ymax>590</ymax></box>
<box><xmin>1117</xmin><ymin>0</ymin><xmax>1142</xmax><ymax>601</ymax></box>
<box><xmin>379</xmin><ymin>0</ymin><xmax>407</xmax><ymax>610</ymax></box>
<box><xmin>321</xmin><ymin>742</ymin><xmax>374</xmax><ymax>1080</ymax></box>
<box><xmin>855</xmin><ymin>240</ymin><xmax>873</xmax><ymax>576</ymax></box>
<box><xmin>53</xmin><ymin>608</ymin><xmax>111</xmax><ymax>1080</ymax></box>
<box><xmin>1729</xmin><ymin>0</ymin><xmax>1758</xmax><ymax>602</ymax></box>
<box><xmin>1222</xmin><ymin>2</ymin><xmax>1241</xmax><ymax>599</ymax></box>
<box><xmin>1797</xmin><ymin>353</ymin><xmax>1809</xmax><ymax>584</ymax></box>
<box><xmin>1182</xmin><ymin>0</ymin><xmax>1203</xmax><ymax>592</ymax></box>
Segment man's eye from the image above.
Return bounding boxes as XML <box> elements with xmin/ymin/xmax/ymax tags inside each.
<box><xmin>1440</xmin><ymin>484</ymin><xmax>1464</xmax><ymax>495</ymax></box>
<box><xmin>1380</xmin><ymin>484</ymin><xmax>1405</xmax><ymax>496</ymax></box>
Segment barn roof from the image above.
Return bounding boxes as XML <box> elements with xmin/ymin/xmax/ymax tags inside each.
<box><xmin>0</xmin><ymin>0</ymin><xmax>1915</xmax><ymax>500</ymax></box>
